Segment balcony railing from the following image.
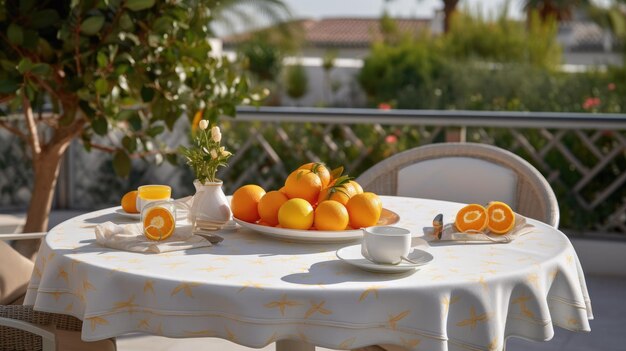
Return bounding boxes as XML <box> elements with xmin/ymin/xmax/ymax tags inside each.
<box><xmin>1</xmin><ymin>107</ymin><xmax>625</xmax><ymax>239</ymax></box>
<box><xmin>223</xmin><ymin>107</ymin><xmax>626</xmax><ymax>239</ymax></box>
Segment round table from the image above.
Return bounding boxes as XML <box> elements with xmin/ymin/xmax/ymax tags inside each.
<box><xmin>25</xmin><ymin>196</ymin><xmax>592</xmax><ymax>351</ymax></box>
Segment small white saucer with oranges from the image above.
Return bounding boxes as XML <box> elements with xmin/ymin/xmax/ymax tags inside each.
<box><xmin>231</xmin><ymin>163</ymin><xmax>400</xmax><ymax>243</ymax></box>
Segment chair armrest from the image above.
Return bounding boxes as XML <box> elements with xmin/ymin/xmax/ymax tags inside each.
<box><xmin>0</xmin><ymin>316</ymin><xmax>56</xmax><ymax>351</ymax></box>
<box><xmin>0</xmin><ymin>232</ymin><xmax>47</xmax><ymax>241</ymax></box>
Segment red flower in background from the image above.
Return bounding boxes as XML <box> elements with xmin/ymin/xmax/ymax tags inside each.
<box><xmin>385</xmin><ymin>135</ymin><xmax>398</xmax><ymax>144</ymax></box>
<box><xmin>608</xmin><ymin>83</ymin><xmax>616</xmax><ymax>91</ymax></box>
<box><xmin>582</xmin><ymin>97</ymin><xmax>601</xmax><ymax>110</ymax></box>
<box><xmin>378</xmin><ymin>102</ymin><xmax>391</xmax><ymax>110</ymax></box>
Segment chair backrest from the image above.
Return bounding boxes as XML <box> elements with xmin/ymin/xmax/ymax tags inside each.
<box><xmin>356</xmin><ymin>143</ymin><xmax>559</xmax><ymax>227</ymax></box>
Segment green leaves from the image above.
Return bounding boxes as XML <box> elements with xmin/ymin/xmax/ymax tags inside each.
<box><xmin>112</xmin><ymin>150</ymin><xmax>131</xmax><ymax>177</ymax></box>
<box><xmin>140</xmin><ymin>86</ymin><xmax>155</xmax><ymax>102</ymax></box>
<box><xmin>97</xmin><ymin>52</ymin><xmax>108</xmax><ymax>68</ymax></box>
<box><xmin>17</xmin><ymin>58</ymin><xmax>33</xmax><ymax>74</ymax></box>
<box><xmin>91</xmin><ymin>117</ymin><xmax>108</xmax><ymax>136</ymax></box>
<box><xmin>0</xmin><ymin>0</ymin><xmax>259</xmax><ymax>185</ymax></box>
<box><xmin>0</xmin><ymin>79</ymin><xmax>20</xmax><ymax>94</ymax></box>
<box><xmin>81</xmin><ymin>15</ymin><xmax>105</xmax><ymax>36</ymax></box>
<box><xmin>95</xmin><ymin>78</ymin><xmax>109</xmax><ymax>95</ymax></box>
<box><xmin>31</xmin><ymin>9</ymin><xmax>60</xmax><ymax>29</ymax></box>
<box><xmin>7</xmin><ymin>23</ymin><xmax>24</xmax><ymax>45</ymax></box>
<box><xmin>125</xmin><ymin>0</ymin><xmax>156</xmax><ymax>12</ymax></box>
<box><xmin>122</xmin><ymin>136</ymin><xmax>137</xmax><ymax>153</ymax></box>
<box><xmin>330</xmin><ymin>166</ymin><xmax>344</xmax><ymax>180</ymax></box>
<box><xmin>146</xmin><ymin>125</ymin><xmax>164</xmax><ymax>137</ymax></box>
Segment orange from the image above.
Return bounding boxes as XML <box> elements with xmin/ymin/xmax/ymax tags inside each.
<box><xmin>232</xmin><ymin>184</ymin><xmax>266</xmax><ymax>223</ymax></box>
<box><xmin>318</xmin><ymin>182</ymin><xmax>357</xmax><ymax>206</ymax></box>
<box><xmin>455</xmin><ymin>204</ymin><xmax>488</xmax><ymax>233</ymax></box>
<box><xmin>486</xmin><ymin>201</ymin><xmax>515</xmax><ymax>234</ymax></box>
<box><xmin>143</xmin><ymin>206</ymin><xmax>175</xmax><ymax>241</ymax></box>
<box><xmin>346</xmin><ymin>192</ymin><xmax>383</xmax><ymax>228</ymax></box>
<box><xmin>258</xmin><ymin>191</ymin><xmax>289</xmax><ymax>226</ymax></box>
<box><xmin>298</xmin><ymin>163</ymin><xmax>331</xmax><ymax>188</ymax></box>
<box><xmin>348</xmin><ymin>180</ymin><xmax>363</xmax><ymax>194</ymax></box>
<box><xmin>121</xmin><ymin>190</ymin><xmax>139</xmax><ymax>213</ymax></box>
<box><xmin>283</xmin><ymin>169</ymin><xmax>322</xmax><ymax>205</ymax></box>
<box><xmin>278</xmin><ymin>198</ymin><xmax>314</xmax><ymax>230</ymax></box>
<box><xmin>314</xmin><ymin>200</ymin><xmax>349</xmax><ymax>231</ymax></box>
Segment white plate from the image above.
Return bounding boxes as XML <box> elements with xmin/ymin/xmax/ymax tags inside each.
<box><xmin>233</xmin><ymin>208</ymin><xmax>400</xmax><ymax>243</ymax></box>
<box><xmin>114</xmin><ymin>208</ymin><xmax>140</xmax><ymax>220</ymax></box>
<box><xmin>336</xmin><ymin>244</ymin><xmax>433</xmax><ymax>273</ymax></box>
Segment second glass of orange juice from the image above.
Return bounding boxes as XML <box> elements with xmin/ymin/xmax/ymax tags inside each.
<box><xmin>137</xmin><ymin>185</ymin><xmax>171</xmax><ymax>211</ymax></box>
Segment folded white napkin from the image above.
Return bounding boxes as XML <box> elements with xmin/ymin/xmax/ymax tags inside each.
<box><xmin>437</xmin><ymin>214</ymin><xmax>535</xmax><ymax>243</ymax></box>
<box><xmin>95</xmin><ymin>221</ymin><xmax>211</xmax><ymax>253</ymax></box>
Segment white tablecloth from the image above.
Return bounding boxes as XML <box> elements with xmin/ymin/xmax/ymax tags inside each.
<box><xmin>25</xmin><ymin>196</ymin><xmax>592</xmax><ymax>350</ymax></box>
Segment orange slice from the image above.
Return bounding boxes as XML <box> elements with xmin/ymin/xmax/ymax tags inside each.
<box><xmin>486</xmin><ymin>201</ymin><xmax>515</xmax><ymax>234</ymax></box>
<box><xmin>143</xmin><ymin>206</ymin><xmax>175</xmax><ymax>241</ymax></box>
<box><xmin>455</xmin><ymin>204</ymin><xmax>488</xmax><ymax>233</ymax></box>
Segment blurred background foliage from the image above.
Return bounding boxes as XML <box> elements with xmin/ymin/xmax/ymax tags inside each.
<box><xmin>1</xmin><ymin>3</ymin><xmax>625</xmax><ymax>235</ymax></box>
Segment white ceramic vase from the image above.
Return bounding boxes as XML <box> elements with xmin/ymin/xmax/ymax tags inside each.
<box><xmin>188</xmin><ymin>179</ymin><xmax>232</xmax><ymax>227</ymax></box>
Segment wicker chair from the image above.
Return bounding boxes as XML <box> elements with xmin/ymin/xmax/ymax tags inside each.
<box><xmin>354</xmin><ymin>144</ymin><xmax>558</xmax><ymax>351</ymax></box>
<box><xmin>0</xmin><ymin>233</ymin><xmax>116</xmax><ymax>351</ymax></box>
<box><xmin>357</xmin><ymin>142</ymin><xmax>559</xmax><ymax>228</ymax></box>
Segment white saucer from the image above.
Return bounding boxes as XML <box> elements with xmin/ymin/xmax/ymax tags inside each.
<box><xmin>114</xmin><ymin>208</ymin><xmax>140</xmax><ymax>220</ymax></box>
<box><xmin>336</xmin><ymin>245</ymin><xmax>433</xmax><ymax>273</ymax></box>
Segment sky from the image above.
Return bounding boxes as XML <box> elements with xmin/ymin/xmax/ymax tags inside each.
<box><xmin>216</xmin><ymin>0</ymin><xmax>613</xmax><ymax>35</ymax></box>
<box><xmin>282</xmin><ymin>0</ymin><xmax>525</xmax><ymax>20</ymax></box>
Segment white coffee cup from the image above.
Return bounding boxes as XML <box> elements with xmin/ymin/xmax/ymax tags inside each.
<box><xmin>361</xmin><ymin>226</ymin><xmax>411</xmax><ymax>265</ymax></box>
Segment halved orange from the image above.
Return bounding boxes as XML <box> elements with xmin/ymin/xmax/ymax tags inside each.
<box><xmin>486</xmin><ymin>201</ymin><xmax>515</xmax><ymax>234</ymax></box>
<box><xmin>143</xmin><ymin>206</ymin><xmax>175</xmax><ymax>241</ymax></box>
<box><xmin>455</xmin><ymin>204</ymin><xmax>488</xmax><ymax>233</ymax></box>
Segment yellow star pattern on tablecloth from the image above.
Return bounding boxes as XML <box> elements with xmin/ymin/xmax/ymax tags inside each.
<box><xmin>305</xmin><ymin>300</ymin><xmax>332</xmax><ymax>318</ymax></box>
<box><xmin>359</xmin><ymin>286</ymin><xmax>381</xmax><ymax>302</ymax></box>
<box><xmin>83</xmin><ymin>279</ymin><xmax>96</xmax><ymax>291</ymax></box>
<box><xmin>400</xmin><ymin>336</ymin><xmax>421</xmax><ymax>348</ymax></box>
<box><xmin>86</xmin><ymin>316</ymin><xmax>109</xmax><ymax>331</ymax></box>
<box><xmin>114</xmin><ymin>295</ymin><xmax>138</xmax><ymax>312</ymax></box>
<box><xmin>137</xmin><ymin>317</ymin><xmax>151</xmax><ymax>329</ymax></box>
<box><xmin>57</xmin><ymin>266</ymin><xmax>69</xmax><ymax>284</ymax></box>
<box><xmin>196</xmin><ymin>266</ymin><xmax>222</xmax><ymax>273</ymax></box>
<box><xmin>238</xmin><ymin>281</ymin><xmax>265</xmax><ymax>293</ymax></box>
<box><xmin>171</xmin><ymin>282</ymin><xmax>200</xmax><ymax>298</ymax></box>
<box><xmin>265</xmin><ymin>294</ymin><xmax>301</xmax><ymax>316</ymax></box>
<box><xmin>338</xmin><ymin>337</ymin><xmax>356</xmax><ymax>349</ymax></box>
<box><xmin>527</xmin><ymin>273</ymin><xmax>540</xmax><ymax>288</ymax></box>
<box><xmin>144</xmin><ymin>280</ymin><xmax>155</xmax><ymax>295</ymax></box>
<box><xmin>184</xmin><ymin>329</ymin><xmax>216</xmax><ymax>337</ymax></box>
<box><xmin>388</xmin><ymin>310</ymin><xmax>410</xmax><ymax>330</ymax></box>
<box><xmin>512</xmin><ymin>294</ymin><xmax>535</xmax><ymax>319</ymax></box>
<box><xmin>457</xmin><ymin>306</ymin><xmax>488</xmax><ymax>330</ymax></box>
<box><xmin>224</xmin><ymin>326</ymin><xmax>238</xmax><ymax>342</ymax></box>
<box><xmin>442</xmin><ymin>295</ymin><xmax>460</xmax><ymax>313</ymax></box>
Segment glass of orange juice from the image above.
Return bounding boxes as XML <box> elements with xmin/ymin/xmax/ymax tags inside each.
<box><xmin>136</xmin><ymin>185</ymin><xmax>171</xmax><ymax>212</ymax></box>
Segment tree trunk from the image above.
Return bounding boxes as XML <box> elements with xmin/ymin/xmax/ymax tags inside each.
<box><xmin>443</xmin><ymin>0</ymin><xmax>460</xmax><ymax>33</ymax></box>
<box><xmin>13</xmin><ymin>142</ymin><xmax>69</xmax><ymax>260</ymax></box>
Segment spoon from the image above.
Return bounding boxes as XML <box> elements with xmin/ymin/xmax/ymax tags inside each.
<box><xmin>400</xmin><ymin>255</ymin><xmax>419</xmax><ymax>264</ymax></box>
<box><xmin>194</xmin><ymin>232</ymin><xmax>224</xmax><ymax>244</ymax></box>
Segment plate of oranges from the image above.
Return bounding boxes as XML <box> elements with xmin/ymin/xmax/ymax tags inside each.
<box><xmin>231</xmin><ymin>162</ymin><xmax>400</xmax><ymax>243</ymax></box>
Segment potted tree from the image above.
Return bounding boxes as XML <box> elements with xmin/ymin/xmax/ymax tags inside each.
<box><xmin>0</xmin><ymin>0</ymin><xmax>275</xmax><ymax>258</ymax></box>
